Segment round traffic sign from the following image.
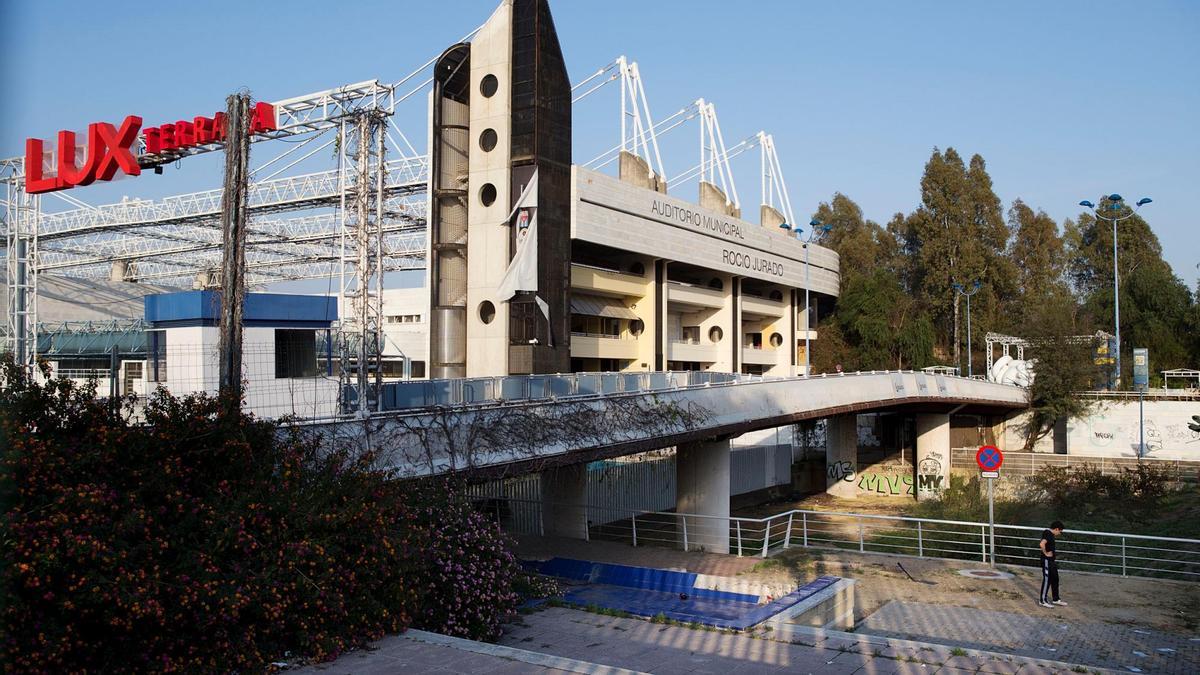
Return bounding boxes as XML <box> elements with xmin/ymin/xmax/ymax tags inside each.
<box><xmin>976</xmin><ymin>445</ymin><xmax>1003</xmax><ymax>472</ymax></box>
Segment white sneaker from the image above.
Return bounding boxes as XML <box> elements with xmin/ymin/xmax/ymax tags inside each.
<box><xmin>1052</xmin><ymin>600</ymin><xmax>1068</xmax><ymax>606</ymax></box>
<box><xmin>1039</xmin><ymin>601</ymin><xmax>1054</xmax><ymax>608</ymax></box>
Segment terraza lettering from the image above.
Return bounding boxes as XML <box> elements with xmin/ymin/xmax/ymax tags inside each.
<box><xmin>650</xmin><ymin>199</ymin><xmax>744</xmax><ymax>240</ymax></box>
<box><xmin>144</xmin><ymin>102</ymin><xmax>276</xmax><ymax>154</ymax></box>
<box><xmin>24</xmin><ymin>102</ymin><xmax>277</xmax><ymax>194</ymax></box>
<box><xmin>722</xmin><ymin>249</ymin><xmax>784</xmax><ymax>277</ymax></box>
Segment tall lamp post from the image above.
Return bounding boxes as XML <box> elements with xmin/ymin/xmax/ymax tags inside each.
<box><xmin>952</xmin><ymin>280</ymin><xmax>981</xmax><ymax>378</ymax></box>
<box><xmin>779</xmin><ymin>218</ymin><xmax>831</xmax><ymax>376</ymax></box>
<box><xmin>1078</xmin><ymin>194</ymin><xmax>1152</xmax><ymax>389</ymax></box>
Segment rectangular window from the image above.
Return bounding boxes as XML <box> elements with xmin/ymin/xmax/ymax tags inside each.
<box><xmin>410</xmin><ymin>360</ymin><xmax>426</xmax><ymax>378</ymax></box>
<box><xmin>386</xmin><ymin>314</ymin><xmax>422</xmax><ymax>324</ymax></box>
<box><xmin>275</xmin><ymin>329</ymin><xmax>318</xmax><ymax>379</ymax></box>
<box><xmin>149</xmin><ymin>330</ymin><xmax>167</xmax><ymax>382</ymax></box>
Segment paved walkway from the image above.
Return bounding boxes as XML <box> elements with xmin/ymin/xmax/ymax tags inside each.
<box><xmin>294</xmin><ymin>628</ymin><xmax>642</xmax><ymax>674</ymax></box>
<box><xmin>499</xmin><ymin>607</ymin><xmax>1109</xmax><ymax>674</ymax></box>
<box><xmin>858</xmin><ymin>600</ymin><xmax>1200</xmax><ymax>675</ymax></box>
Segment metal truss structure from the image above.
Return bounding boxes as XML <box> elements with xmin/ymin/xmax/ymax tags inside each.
<box><xmin>984</xmin><ymin>330</ymin><xmax>1114</xmax><ymax>373</ymax></box>
<box><xmin>1</xmin><ymin>77</ymin><xmax>425</xmax><ymax>367</ymax></box>
<box><xmin>337</xmin><ymin>111</ymin><xmax>388</xmax><ymax>414</ymax></box>
<box><xmin>3</xmin><ymin>40</ymin><xmax>809</xmax><ymax>377</ymax></box>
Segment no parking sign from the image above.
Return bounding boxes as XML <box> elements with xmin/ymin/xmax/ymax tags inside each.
<box><xmin>976</xmin><ymin>445</ymin><xmax>1003</xmax><ymax>478</ymax></box>
<box><xmin>976</xmin><ymin>445</ymin><xmax>1003</xmax><ymax>568</ymax></box>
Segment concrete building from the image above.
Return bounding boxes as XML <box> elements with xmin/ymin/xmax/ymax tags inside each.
<box><xmin>418</xmin><ymin>0</ymin><xmax>838</xmax><ymax>380</ymax></box>
<box><xmin>141</xmin><ymin>291</ymin><xmax>340</xmax><ymax>418</ymax></box>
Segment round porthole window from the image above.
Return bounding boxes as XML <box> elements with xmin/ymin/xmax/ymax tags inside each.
<box><xmin>479</xmin><ymin>300</ymin><xmax>496</xmax><ymax>324</ymax></box>
<box><xmin>630</xmin><ymin>319</ymin><xmax>645</xmax><ymax>336</ymax></box>
<box><xmin>709</xmin><ymin>326</ymin><xmax>723</xmax><ymax>343</ymax></box>
<box><xmin>708</xmin><ymin>278</ymin><xmax>724</xmax><ymax>291</ymax></box>
<box><xmin>770</xmin><ymin>332</ymin><xmax>783</xmax><ymax>348</ymax></box>
<box><xmin>480</xmin><ymin>183</ymin><xmax>497</xmax><ymax>207</ymax></box>
<box><xmin>770</xmin><ymin>289</ymin><xmax>784</xmax><ymax>302</ymax></box>
<box><xmin>479</xmin><ymin>128</ymin><xmax>498</xmax><ymax>152</ymax></box>
<box><xmin>480</xmin><ymin>74</ymin><xmax>499</xmax><ymax>97</ymax></box>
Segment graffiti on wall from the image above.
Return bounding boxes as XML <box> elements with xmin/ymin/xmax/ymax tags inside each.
<box><xmin>917</xmin><ymin>450</ymin><xmax>945</xmax><ymax>492</ymax></box>
<box><xmin>858</xmin><ymin>472</ymin><xmax>913</xmax><ymax>496</ymax></box>
<box><xmin>828</xmin><ymin>461</ymin><xmax>856</xmax><ymax>483</ymax></box>
<box><xmin>1056</xmin><ymin>402</ymin><xmax>1200</xmax><ymax>460</ymax></box>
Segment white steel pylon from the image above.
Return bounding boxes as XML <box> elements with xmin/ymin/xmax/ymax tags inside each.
<box><xmin>617</xmin><ymin>56</ymin><xmax>666</xmax><ymax>184</ymax></box>
<box><xmin>759</xmin><ymin>132</ymin><xmax>796</xmax><ymax>228</ymax></box>
<box><xmin>698</xmin><ymin>100</ymin><xmax>739</xmax><ymax>211</ymax></box>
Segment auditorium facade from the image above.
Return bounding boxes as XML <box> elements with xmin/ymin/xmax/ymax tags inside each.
<box><xmin>419</xmin><ymin>0</ymin><xmax>839</xmax><ymax>379</ymax></box>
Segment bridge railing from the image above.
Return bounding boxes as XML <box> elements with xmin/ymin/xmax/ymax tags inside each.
<box><xmin>382</xmin><ymin>370</ymin><xmax>753</xmax><ymax>410</ymax></box>
<box><xmin>377</xmin><ymin>368</ymin><xmax>998</xmax><ymax>411</ymax></box>
<box><xmin>482</xmin><ymin>498</ymin><xmax>1200</xmax><ymax>582</ymax></box>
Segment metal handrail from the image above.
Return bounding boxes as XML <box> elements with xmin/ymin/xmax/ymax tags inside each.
<box><xmin>368</xmin><ymin>367</ymin><xmax>1006</xmax><ymax>413</ymax></box>
<box><xmin>482</xmin><ymin>497</ymin><xmax>1200</xmax><ymax>578</ymax></box>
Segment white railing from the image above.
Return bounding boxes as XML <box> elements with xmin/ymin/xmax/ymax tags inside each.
<box><xmin>381</xmin><ymin>367</ymin><xmax>999</xmax><ymax>411</ymax></box>
<box><xmin>480</xmin><ymin>499</ymin><xmax>1200</xmax><ymax>582</ymax></box>
<box><xmin>1076</xmin><ymin>389</ymin><xmax>1200</xmax><ymax>400</ymax></box>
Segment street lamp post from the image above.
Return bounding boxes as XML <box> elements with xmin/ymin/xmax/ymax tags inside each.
<box><xmin>1078</xmin><ymin>194</ymin><xmax>1152</xmax><ymax>390</ymax></box>
<box><xmin>795</xmin><ymin>219</ymin><xmax>832</xmax><ymax>376</ymax></box>
<box><xmin>952</xmin><ymin>280</ymin><xmax>982</xmax><ymax>378</ymax></box>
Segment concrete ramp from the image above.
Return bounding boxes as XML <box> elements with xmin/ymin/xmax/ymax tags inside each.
<box><xmin>296</xmin><ymin>371</ymin><xmax>1026</xmax><ymax>478</ymax></box>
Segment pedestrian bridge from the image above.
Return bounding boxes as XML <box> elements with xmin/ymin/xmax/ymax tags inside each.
<box><xmin>301</xmin><ymin>370</ymin><xmax>1026</xmax><ymax>479</ymax></box>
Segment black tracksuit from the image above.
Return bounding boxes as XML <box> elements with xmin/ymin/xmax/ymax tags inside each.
<box><xmin>1039</xmin><ymin>528</ymin><xmax>1060</xmax><ymax>603</ymax></box>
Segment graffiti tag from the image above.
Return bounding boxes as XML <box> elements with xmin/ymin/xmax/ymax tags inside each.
<box><xmin>858</xmin><ymin>473</ymin><xmax>913</xmax><ymax>496</ymax></box>
<box><xmin>917</xmin><ymin>474</ymin><xmax>944</xmax><ymax>490</ymax></box>
<box><xmin>827</xmin><ymin>461</ymin><xmax>856</xmax><ymax>482</ymax></box>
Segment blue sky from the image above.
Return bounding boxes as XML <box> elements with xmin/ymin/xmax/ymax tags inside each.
<box><xmin>2</xmin><ymin>0</ymin><xmax>1197</xmax><ymax>288</ymax></box>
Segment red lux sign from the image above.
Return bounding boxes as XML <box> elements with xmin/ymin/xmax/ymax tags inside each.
<box><xmin>25</xmin><ymin>102</ymin><xmax>276</xmax><ymax>194</ymax></box>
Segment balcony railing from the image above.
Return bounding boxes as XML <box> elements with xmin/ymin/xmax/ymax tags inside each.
<box><xmin>570</xmin><ymin>331</ymin><xmax>629</xmax><ymax>339</ymax></box>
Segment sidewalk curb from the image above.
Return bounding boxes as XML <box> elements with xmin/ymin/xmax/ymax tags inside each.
<box><xmin>404</xmin><ymin>629</ymin><xmax>648</xmax><ymax>675</ymax></box>
<box><xmin>767</xmin><ymin>623</ymin><xmax>1123</xmax><ymax>674</ymax></box>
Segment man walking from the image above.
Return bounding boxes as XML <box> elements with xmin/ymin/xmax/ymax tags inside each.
<box><xmin>1038</xmin><ymin>521</ymin><xmax>1066</xmax><ymax>608</ymax></box>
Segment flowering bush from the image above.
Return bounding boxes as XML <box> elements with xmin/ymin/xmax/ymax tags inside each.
<box><xmin>1</xmin><ymin>361</ymin><xmax>523</xmax><ymax>672</ymax></box>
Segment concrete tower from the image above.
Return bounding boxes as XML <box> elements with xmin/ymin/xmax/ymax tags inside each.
<box><xmin>427</xmin><ymin>0</ymin><xmax>572</xmax><ymax>378</ymax></box>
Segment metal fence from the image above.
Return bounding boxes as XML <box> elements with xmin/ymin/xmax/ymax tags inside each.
<box><xmin>950</xmin><ymin>448</ymin><xmax>1200</xmax><ymax>483</ymax></box>
<box><xmin>481</xmin><ymin>499</ymin><xmax>1200</xmax><ymax>582</ymax></box>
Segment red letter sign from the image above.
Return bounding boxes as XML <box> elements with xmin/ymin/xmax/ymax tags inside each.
<box><xmin>25</xmin><ymin>115</ymin><xmax>142</xmax><ymax>194</ymax></box>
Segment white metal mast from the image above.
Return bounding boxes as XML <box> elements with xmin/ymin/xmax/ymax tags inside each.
<box><xmin>617</xmin><ymin>56</ymin><xmax>666</xmax><ymax>183</ymax></box>
<box><xmin>758</xmin><ymin>132</ymin><xmax>796</xmax><ymax>227</ymax></box>
<box><xmin>697</xmin><ymin>100</ymin><xmax>740</xmax><ymax>211</ymax></box>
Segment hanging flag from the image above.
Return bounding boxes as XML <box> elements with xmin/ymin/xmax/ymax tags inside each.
<box><xmin>496</xmin><ymin>170</ymin><xmax>539</xmax><ymax>302</ymax></box>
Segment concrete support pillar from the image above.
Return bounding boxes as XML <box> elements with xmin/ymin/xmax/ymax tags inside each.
<box><xmin>825</xmin><ymin>415</ymin><xmax>858</xmax><ymax>498</ymax></box>
<box><xmin>676</xmin><ymin>438</ymin><xmax>731</xmax><ymax>554</ymax></box>
<box><xmin>988</xmin><ymin>415</ymin><xmax>1004</xmax><ymax>452</ymax></box>
<box><xmin>915</xmin><ymin>413</ymin><xmax>951</xmax><ymax>499</ymax></box>
<box><xmin>540</xmin><ymin>464</ymin><xmax>589</xmax><ymax>540</ymax></box>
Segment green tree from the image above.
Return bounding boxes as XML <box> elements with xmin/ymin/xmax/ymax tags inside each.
<box><xmin>1008</xmin><ymin>199</ymin><xmax>1067</xmax><ymax>302</ymax></box>
<box><xmin>810</xmin><ymin>193</ymin><xmax>934</xmax><ymax>371</ymax></box>
<box><xmin>1021</xmin><ymin>297</ymin><xmax>1098</xmax><ymax>450</ymax></box>
<box><xmin>896</xmin><ymin>148</ymin><xmax>1015</xmax><ymax>368</ymax></box>
<box><xmin>1067</xmin><ymin>200</ymin><xmax>1195</xmax><ymax>380</ymax></box>
<box><xmin>811</xmin><ymin>193</ymin><xmax>897</xmax><ymax>290</ymax></box>
<box><xmin>834</xmin><ymin>270</ymin><xmax>935</xmax><ymax>370</ymax></box>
